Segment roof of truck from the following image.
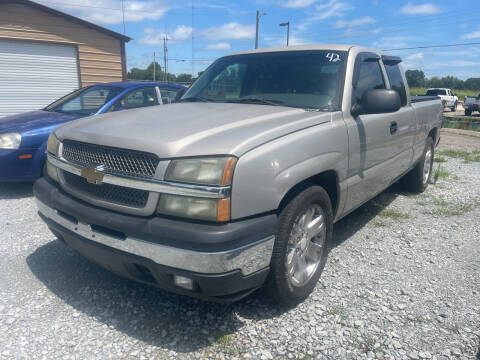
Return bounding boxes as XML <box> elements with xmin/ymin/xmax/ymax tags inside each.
<box><xmin>227</xmin><ymin>44</ymin><xmax>376</xmax><ymax>56</ymax></box>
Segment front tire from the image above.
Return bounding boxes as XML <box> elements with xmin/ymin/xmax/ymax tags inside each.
<box><xmin>264</xmin><ymin>185</ymin><xmax>333</xmax><ymax>305</ymax></box>
<box><xmin>451</xmin><ymin>102</ymin><xmax>457</xmax><ymax>112</ymax></box>
<box><xmin>403</xmin><ymin>137</ymin><xmax>434</xmax><ymax>193</ymax></box>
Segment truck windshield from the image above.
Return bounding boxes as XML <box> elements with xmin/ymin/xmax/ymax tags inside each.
<box><xmin>426</xmin><ymin>89</ymin><xmax>447</xmax><ymax>96</ymax></box>
<box><xmin>182</xmin><ymin>50</ymin><xmax>348</xmax><ymax>110</ymax></box>
<box><xmin>44</xmin><ymin>85</ymin><xmax>123</xmax><ymax>115</ymax></box>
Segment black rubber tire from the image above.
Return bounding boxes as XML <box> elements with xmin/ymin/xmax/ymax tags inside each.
<box><xmin>465</xmin><ymin>109</ymin><xmax>472</xmax><ymax>116</ymax></box>
<box><xmin>451</xmin><ymin>102</ymin><xmax>457</xmax><ymax>112</ymax></box>
<box><xmin>403</xmin><ymin>137</ymin><xmax>434</xmax><ymax>193</ymax></box>
<box><xmin>264</xmin><ymin>185</ymin><xmax>333</xmax><ymax>306</ymax></box>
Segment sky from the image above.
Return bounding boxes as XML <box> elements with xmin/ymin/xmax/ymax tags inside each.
<box><xmin>34</xmin><ymin>0</ymin><xmax>480</xmax><ymax>79</ymax></box>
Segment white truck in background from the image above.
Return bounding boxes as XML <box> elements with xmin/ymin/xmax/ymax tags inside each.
<box><xmin>426</xmin><ymin>88</ymin><xmax>458</xmax><ymax>112</ymax></box>
<box><xmin>463</xmin><ymin>93</ymin><xmax>480</xmax><ymax>116</ymax></box>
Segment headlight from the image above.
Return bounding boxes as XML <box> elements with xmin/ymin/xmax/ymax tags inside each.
<box><xmin>47</xmin><ymin>133</ymin><xmax>60</xmax><ymax>155</ymax></box>
<box><xmin>164</xmin><ymin>157</ymin><xmax>237</xmax><ymax>186</ymax></box>
<box><xmin>157</xmin><ymin>195</ymin><xmax>230</xmax><ymax>221</ymax></box>
<box><xmin>0</xmin><ymin>133</ymin><xmax>21</xmax><ymax>149</ymax></box>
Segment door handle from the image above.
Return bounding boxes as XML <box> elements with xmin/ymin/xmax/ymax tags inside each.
<box><xmin>390</xmin><ymin>121</ymin><xmax>398</xmax><ymax>135</ymax></box>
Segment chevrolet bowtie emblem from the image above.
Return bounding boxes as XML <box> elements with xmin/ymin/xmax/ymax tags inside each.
<box><xmin>81</xmin><ymin>165</ymin><xmax>105</xmax><ymax>184</ymax></box>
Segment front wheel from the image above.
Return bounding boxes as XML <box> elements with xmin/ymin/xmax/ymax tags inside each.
<box><xmin>264</xmin><ymin>185</ymin><xmax>333</xmax><ymax>305</ymax></box>
<box><xmin>451</xmin><ymin>101</ymin><xmax>457</xmax><ymax>112</ymax></box>
<box><xmin>403</xmin><ymin>137</ymin><xmax>434</xmax><ymax>193</ymax></box>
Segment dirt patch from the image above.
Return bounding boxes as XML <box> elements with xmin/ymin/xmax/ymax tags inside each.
<box><xmin>438</xmin><ymin>128</ymin><xmax>480</xmax><ymax>151</ymax></box>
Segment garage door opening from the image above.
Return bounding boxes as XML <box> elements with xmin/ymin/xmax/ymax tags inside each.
<box><xmin>0</xmin><ymin>39</ymin><xmax>80</xmax><ymax>118</ymax></box>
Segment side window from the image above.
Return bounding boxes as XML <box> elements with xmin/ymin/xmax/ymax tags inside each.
<box><xmin>384</xmin><ymin>63</ymin><xmax>407</xmax><ymax>106</ymax></box>
<box><xmin>202</xmin><ymin>63</ymin><xmax>247</xmax><ymax>100</ymax></box>
<box><xmin>353</xmin><ymin>60</ymin><xmax>385</xmax><ymax>105</ymax></box>
<box><xmin>116</xmin><ymin>87</ymin><xmax>158</xmax><ymax>110</ymax></box>
<box><xmin>160</xmin><ymin>88</ymin><xmax>179</xmax><ymax>104</ymax></box>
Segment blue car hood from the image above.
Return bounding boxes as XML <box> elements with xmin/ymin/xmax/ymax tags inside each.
<box><xmin>0</xmin><ymin>110</ymin><xmax>83</xmax><ymax>134</ymax></box>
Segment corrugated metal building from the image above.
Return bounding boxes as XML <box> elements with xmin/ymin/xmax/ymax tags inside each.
<box><xmin>0</xmin><ymin>0</ymin><xmax>131</xmax><ymax>117</ymax></box>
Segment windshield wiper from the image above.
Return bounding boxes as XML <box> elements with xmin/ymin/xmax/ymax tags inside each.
<box><xmin>228</xmin><ymin>98</ymin><xmax>284</xmax><ymax>106</ymax></box>
<box><xmin>180</xmin><ymin>96</ymin><xmax>216</xmax><ymax>103</ymax></box>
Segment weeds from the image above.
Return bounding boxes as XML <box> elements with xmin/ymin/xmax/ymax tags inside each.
<box><xmin>434</xmin><ymin>156</ymin><xmax>447</xmax><ymax>163</ymax></box>
<box><xmin>437</xmin><ymin>149</ymin><xmax>480</xmax><ymax>163</ymax></box>
<box><xmin>214</xmin><ymin>333</ymin><xmax>233</xmax><ymax>346</ymax></box>
<box><xmin>373</xmin><ymin>221</ymin><xmax>386</xmax><ymax>227</ymax></box>
<box><xmin>433</xmin><ymin>166</ymin><xmax>450</xmax><ymax>183</ymax></box>
<box><xmin>212</xmin><ymin>333</ymin><xmax>240</xmax><ymax>355</ymax></box>
<box><xmin>426</xmin><ymin>199</ymin><xmax>480</xmax><ymax>217</ymax></box>
<box><xmin>378</xmin><ymin>209</ymin><xmax>409</xmax><ymax>219</ymax></box>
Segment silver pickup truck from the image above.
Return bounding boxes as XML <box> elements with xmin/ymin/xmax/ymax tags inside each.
<box><xmin>34</xmin><ymin>45</ymin><xmax>442</xmax><ymax>305</ymax></box>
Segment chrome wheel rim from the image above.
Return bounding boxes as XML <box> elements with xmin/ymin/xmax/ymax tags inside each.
<box><xmin>285</xmin><ymin>205</ymin><xmax>326</xmax><ymax>287</ymax></box>
<box><xmin>423</xmin><ymin>147</ymin><xmax>433</xmax><ymax>184</ymax></box>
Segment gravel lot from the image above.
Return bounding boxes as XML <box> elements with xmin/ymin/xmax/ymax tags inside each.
<box><xmin>1</xmin><ymin>130</ymin><xmax>479</xmax><ymax>360</ymax></box>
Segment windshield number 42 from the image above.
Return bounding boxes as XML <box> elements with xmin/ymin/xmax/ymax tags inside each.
<box><xmin>326</xmin><ymin>53</ymin><xmax>341</xmax><ymax>62</ymax></box>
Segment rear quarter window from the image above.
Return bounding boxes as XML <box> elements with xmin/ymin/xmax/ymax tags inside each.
<box><xmin>384</xmin><ymin>64</ymin><xmax>407</xmax><ymax>106</ymax></box>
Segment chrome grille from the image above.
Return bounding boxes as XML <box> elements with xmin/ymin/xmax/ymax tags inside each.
<box><xmin>63</xmin><ymin>171</ymin><xmax>149</xmax><ymax>208</ymax></box>
<box><xmin>62</xmin><ymin>140</ymin><xmax>159</xmax><ymax>178</ymax></box>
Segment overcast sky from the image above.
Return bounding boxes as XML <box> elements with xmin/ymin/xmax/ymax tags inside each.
<box><xmin>35</xmin><ymin>0</ymin><xmax>480</xmax><ymax>79</ymax></box>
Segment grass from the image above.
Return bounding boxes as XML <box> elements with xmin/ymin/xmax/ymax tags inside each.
<box><xmin>212</xmin><ymin>332</ymin><xmax>240</xmax><ymax>355</ymax></box>
<box><xmin>434</xmin><ymin>156</ymin><xmax>447</xmax><ymax>163</ymax></box>
<box><xmin>378</xmin><ymin>209</ymin><xmax>410</xmax><ymax>219</ymax></box>
<box><xmin>410</xmin><ymin>87</ymin><xmax>478</xmax><ymax>99</ymax></box>
<box><xmin>373</xmin><ymin>221</ymin><xmax>387</xmax><ymax>227</ymax></box>
<box><xmin>426</xmin><ymin>199</ymin><xmax>480</xmax><ymax>217</ymax></box>
<box><xmin>436</xmin><ymin>149</ymin><xmax>480</xmax><ymax>163</ymax></box>
<box><xmin>213</xmin><ymin>333</ymin><xmax>233</xmax><ymax>346</ymax></box>
<box><xmin>433</xmin><ymin>166</ymin><xmax>450</xmax><ymax>183</ymax></box>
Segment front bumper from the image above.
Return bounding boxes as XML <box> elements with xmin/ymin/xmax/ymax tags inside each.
<box><xmin>34</xmin><ymin>177</ymin><xmax>277</xmax><ymax>301</ymax></box>
<box><xmin>0</xmin><ymin>148</ymin><xmax>42</xmax><ymax>181</ymax></box>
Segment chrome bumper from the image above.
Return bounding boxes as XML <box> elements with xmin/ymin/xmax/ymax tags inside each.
<box><xmin>36</xmin><ymin>199</ymin><xmax>275</xmax><ymax>276</ymax></box>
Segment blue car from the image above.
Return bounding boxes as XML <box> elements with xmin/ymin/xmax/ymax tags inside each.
<box><xmin>0</xmin><ymin>82</ymin><xmax>186</xmax><ymax>182</ymax></box>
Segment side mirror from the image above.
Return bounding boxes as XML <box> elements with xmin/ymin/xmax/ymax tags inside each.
<box><xmin>352</xmin><ymin>89</ymin><xmax>401</xmax><ymax>116</ymax></box>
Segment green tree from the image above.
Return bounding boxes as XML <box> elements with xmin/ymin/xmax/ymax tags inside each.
<box><xmin>405</xmin><ymin>70</ymin><xmax>425</xmax><ymax>87</ymax></box>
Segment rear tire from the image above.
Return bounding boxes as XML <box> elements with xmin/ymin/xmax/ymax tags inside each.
<box><xmin>403</xmin><ymin>137</ymin><xmax>434</xmax><ymax>193</ymax></box>
<box><xmin>264</xmin><ymin>185</ymin><xmax>333</xmax><ymax>306</ymax></box>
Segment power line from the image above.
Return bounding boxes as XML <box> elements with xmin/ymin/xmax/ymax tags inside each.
<box><xmin>383</xmin><ymin>42</ymin><xmax>480</xmax><ymax>51</ymax></box>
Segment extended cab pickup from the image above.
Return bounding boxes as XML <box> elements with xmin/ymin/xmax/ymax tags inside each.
<box><xmin>34</xmin><ymin>45</ymin><xmax>442</xmax><ymax>305</ymax></box>
<box><xmin>464</xmin><ymin>93</ymin><xmax>480</xmax><ymax>116</ymax></box>
<box><xmin>425</xmin><ymin>88</ymin><xmax>458</xmax><ymax>112</ymax></box>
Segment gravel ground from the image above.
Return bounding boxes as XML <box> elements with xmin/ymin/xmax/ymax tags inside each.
<box><xmin>1</xmin><ymin>133</ymin><xmax>480</xmax><ymax>360</ymax></box>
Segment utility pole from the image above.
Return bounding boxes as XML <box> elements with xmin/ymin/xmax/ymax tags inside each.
<box><xmin>255</xmin><ymin>10</ymin><xmax>267</xmax><ymax>49</ymax></box>
<box><xmin>191</xmin><ymin>0</ymin><xmax>195</xmax><ymax>78</ymax></box>
<box><xmin>280</xmin><ymin>22</ymin><xmax>290</xmax><ymax>46</ymax></box>
<box><xmin>163</xmin><ymin>37</ymin><xmax>168</xmax><ymax>82</ymax></box>
<box><xmin>121</xmin><ymin>0</ymin><xmax>125</xmax><ymax>34</ymax></box>
<box><xmin>153</xmin><ymin>52</ymin><xmax>156</xmax><ymax>81</ymax></box>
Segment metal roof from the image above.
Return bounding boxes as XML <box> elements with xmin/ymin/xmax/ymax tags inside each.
<box><xmin>1</xmin><ymin>0</ymin><xmax>131</xmax><ymax>42</ymax></box>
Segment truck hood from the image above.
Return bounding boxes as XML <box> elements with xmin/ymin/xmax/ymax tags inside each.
<box><xmin>55</xmin><ymin>103</ymin><xmax>333</xmax><ymax>158</ymax></box>
<box><xmin>0</xmin><ymin>110</ymin><xmax>82</xmax><ymax>134</ymax></box>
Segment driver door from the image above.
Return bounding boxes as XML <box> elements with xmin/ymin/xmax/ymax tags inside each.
<box><xmin>344</xmin><ymin>54</ymin><xmax>398</xmax><ymax>211</ymax></box>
